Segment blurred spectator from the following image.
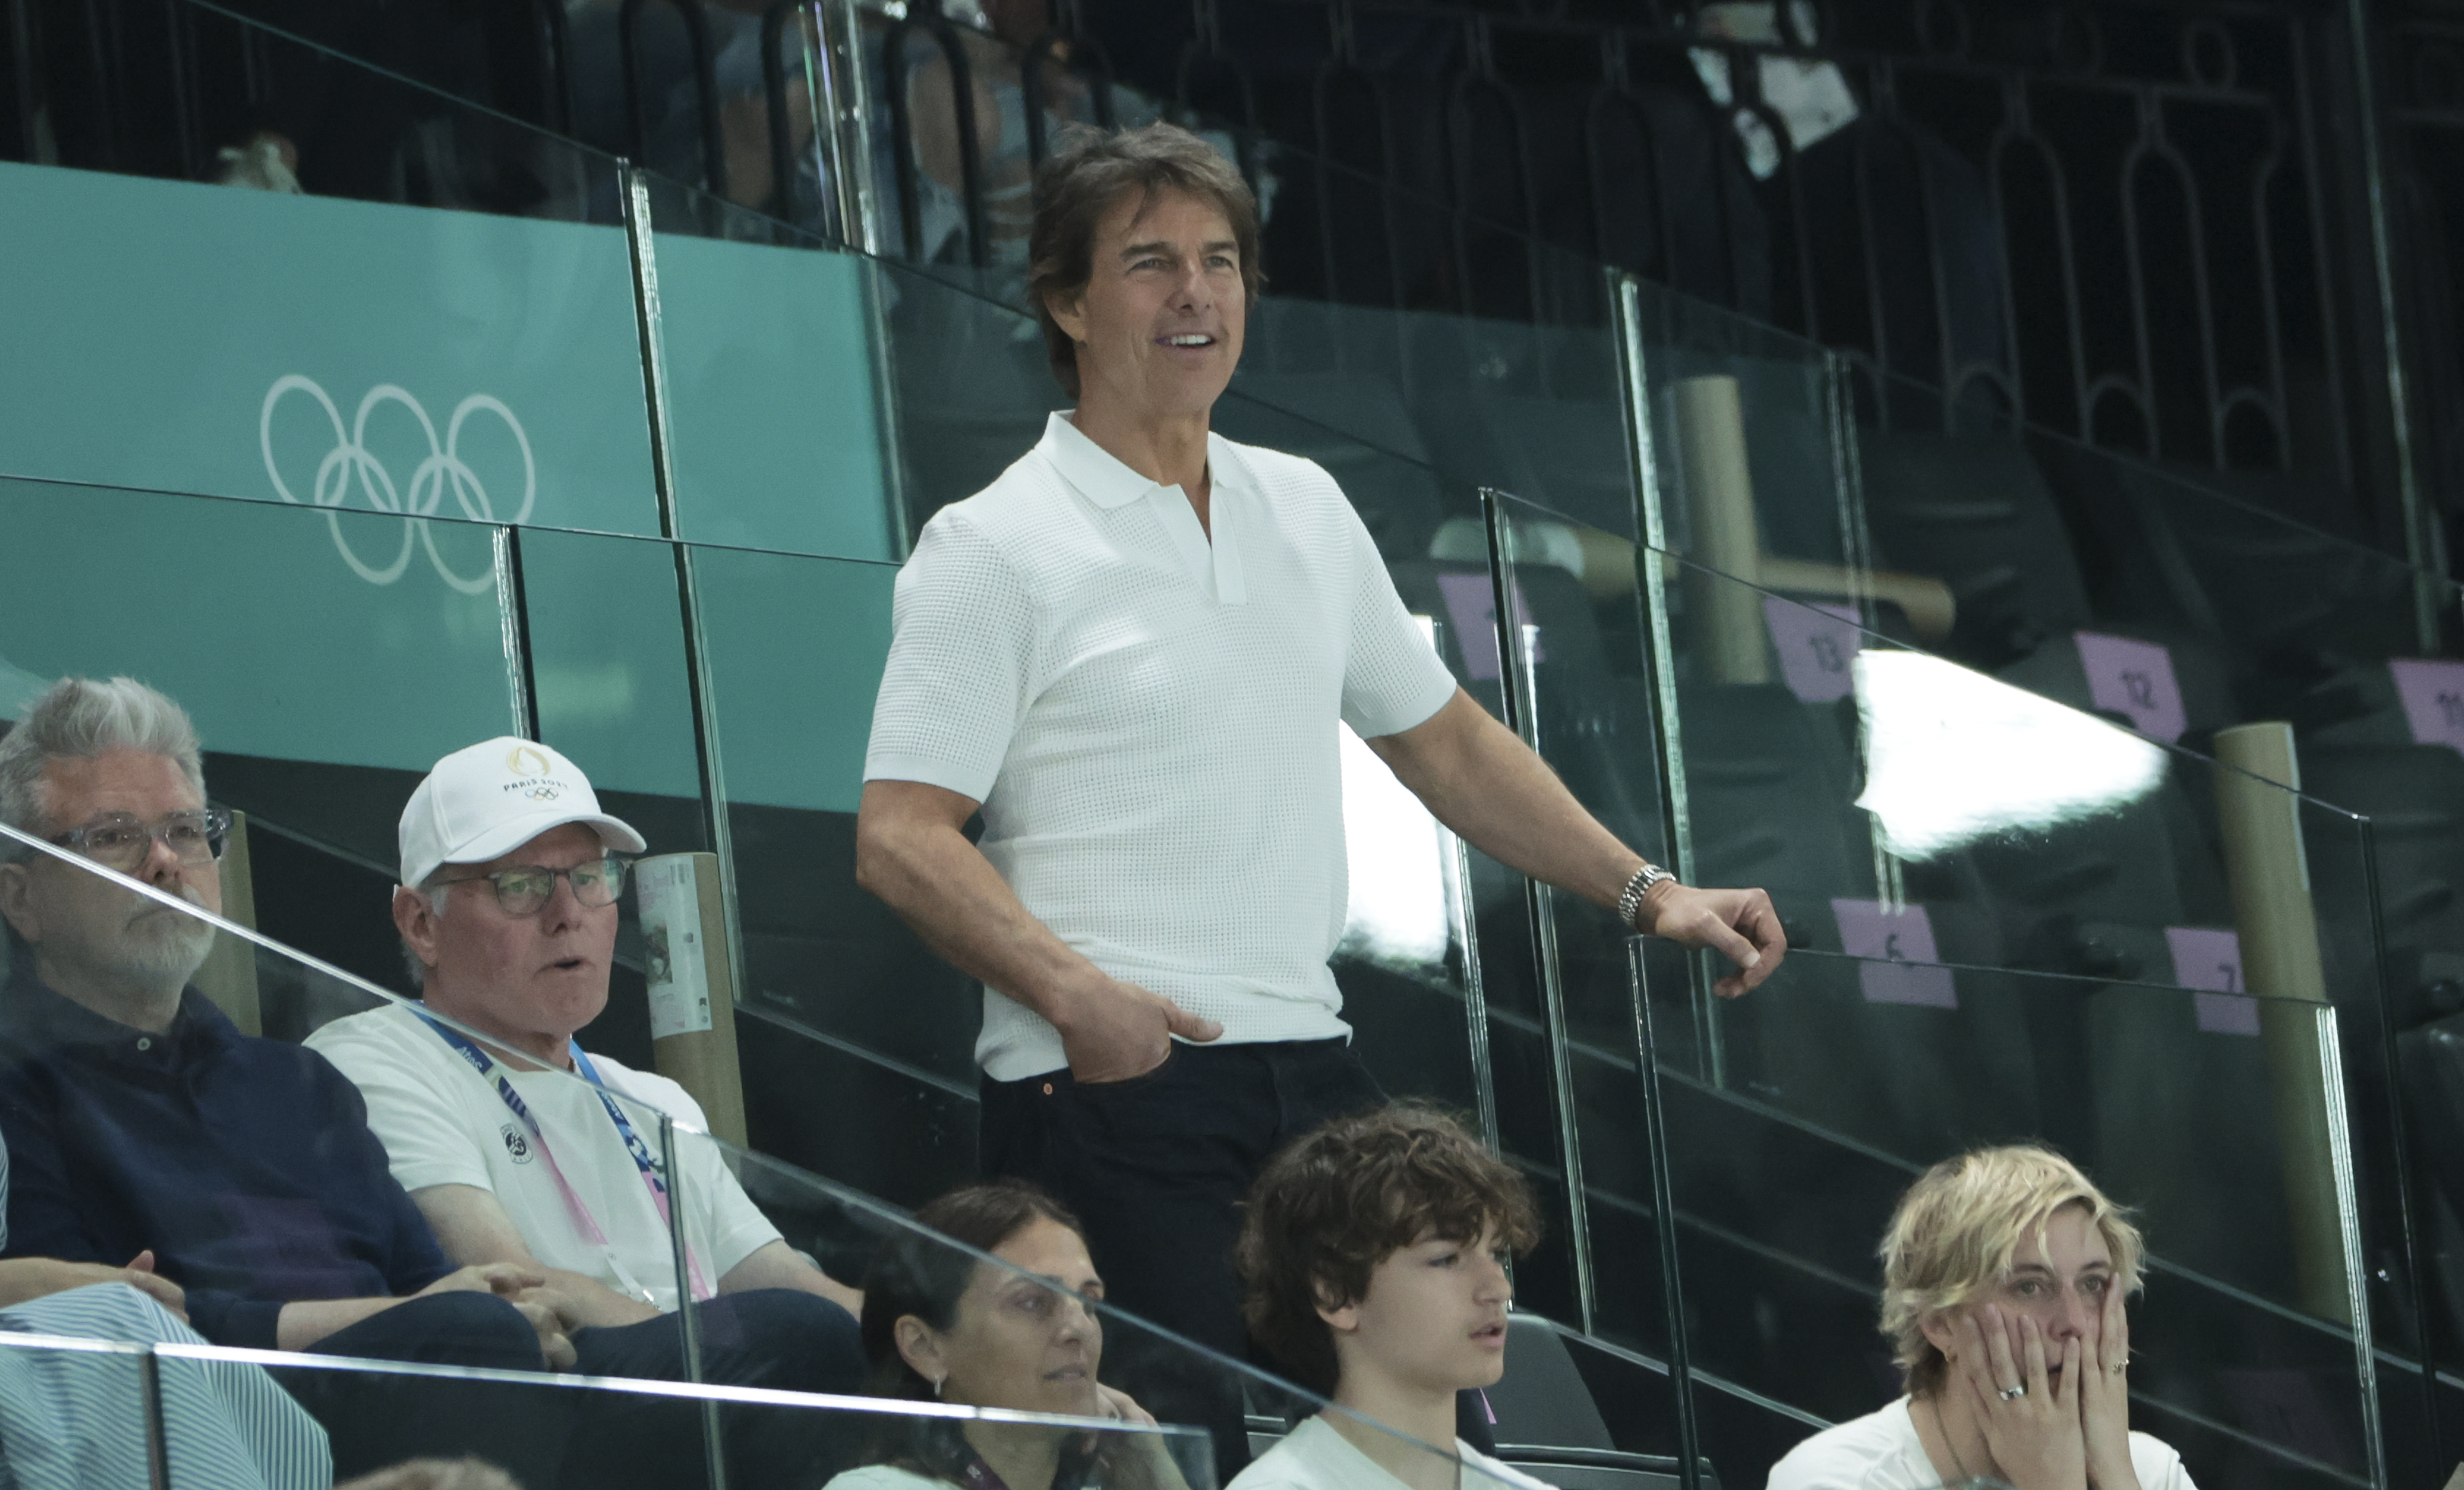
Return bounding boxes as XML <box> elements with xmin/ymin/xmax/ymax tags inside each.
<box><xmin>0</xmin><ymin>1131</ymin><xmax>331</xmax><ymax>1490</ymax></box>
<box><xmin>565</xmin><ymin>0</ymin><xmax>817</xmax><ymax>218</ymax></box>
<box><xmin>1766</xmin><ymin>1145</ymin><xmax>2193</xmax><ymax>1490</ymax></box>
<box><xmin>890</xmin><ymin>0</ymin><xmax>1096</xmax><ymax>267</ymax></box>
<box><xmin>1229</xmin><ymin>1105</ymin><xmax>1543</xmax><ymax>1490</ymax></box>
<box><xmin>213</xmin><ymin>132</ymin><xmax>303</xmax><ymax>193</ymax></box>
<box><xmin>829</xmin><ymin>1181</ymin><xmax>1183</xmax><ymax>1490</ymax></box>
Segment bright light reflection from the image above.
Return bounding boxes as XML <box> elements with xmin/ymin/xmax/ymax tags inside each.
<box><xmin>1853</xmin><ymin>650</ymin><xmax>2167</xmax><ymax>860</ymax></box>
<box><xmin>1339</xmin><ymin>723</ymin><xmax>1453</xmax><ymax>970</ymax></box>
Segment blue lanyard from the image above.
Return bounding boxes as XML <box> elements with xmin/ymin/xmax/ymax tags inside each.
<box><xmin>416</xmin><ymin>1011</ymin><xmax>711</xmax><ymax>1302</ymax></box>
<box><xmin>569</xmin><ymin>1043</ymin><xmax>671</xmax><ymax>1204</ymax></box>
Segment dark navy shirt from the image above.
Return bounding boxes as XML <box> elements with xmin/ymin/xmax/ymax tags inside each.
<box><xmin>0</xmin><ymin>975</ymin><xmax>452</xmax><ymax>1347</ymax></box>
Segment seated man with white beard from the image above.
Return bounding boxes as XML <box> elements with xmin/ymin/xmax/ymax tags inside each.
<box><xmin>0</xmin><ymin>678</ymin><xmax>583</xmax><ymax>1481</ymax></box>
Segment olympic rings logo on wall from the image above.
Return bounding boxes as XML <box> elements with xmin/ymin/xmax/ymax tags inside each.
<box><xmin>259</xmin><ymin>376</ymin><xmax>537</xmax><ymax>596</ymax></box>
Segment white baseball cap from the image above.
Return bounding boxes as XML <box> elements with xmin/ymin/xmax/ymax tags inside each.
<box><xmin>399</xmin><ymin>737</ymin><xmax>648</xmax><ymax>889</ymax></box>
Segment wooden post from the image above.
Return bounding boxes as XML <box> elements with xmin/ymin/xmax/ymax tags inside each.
<box><xmin>636</xmin><ymin>851</ymin><xmax>748</xmax><ymax>1147</ymax></box>
<box><xmin>2212</xmin><ymin>723</ymin><xmax>2348</xmax><ymax>1324</ymax></box>
<box><xmin>193</xmin><ymin>810</ymin><xmax>261</xmax><ymax>1036</ymax></box>
<box><xmin>1671</xmin><ymin>375</ymin><xmax>1772</xmax><ymax>685</ymax></box>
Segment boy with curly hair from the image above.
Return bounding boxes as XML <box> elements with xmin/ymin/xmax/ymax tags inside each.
<box><xmin>1231</xmin><ymin>1105</ymin><xmax>1551</xmax><ymax>1490</ymax></box>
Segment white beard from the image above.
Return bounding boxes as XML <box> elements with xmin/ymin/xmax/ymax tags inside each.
<box><xmin>110</xmin><ymin>897</ymin><xmax>217</xmax><ymax>992</ymax></box>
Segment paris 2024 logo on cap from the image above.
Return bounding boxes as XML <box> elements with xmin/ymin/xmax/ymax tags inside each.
<box><xmin>503</xmin><ymin>745</ymin><xmax>569</xmax><ymax>803</ymax></box>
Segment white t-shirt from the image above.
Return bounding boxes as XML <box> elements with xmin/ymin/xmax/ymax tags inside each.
<box><xmin>1764</xmin><ymin>1398</ymin><xmax>2196</xmax><ymax>1490</ymax></box>
<box><xmin>1230</xmin><ymin>1415</ymin><xmax>1555</xmax><ymax>1490</ymax></box>
<box><xmin>304</xmin><ymin>1002</ymin><xmax>782</xmax><ymax>1312</ymax></box>
<box><xmin>865</xmin><ymin>412</ymin><xmax>1460</xmax><ymax>1080</ymax></box>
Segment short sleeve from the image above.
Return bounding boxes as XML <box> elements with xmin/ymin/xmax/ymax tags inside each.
<box><xmin>1337</xmin><ymin>504</ymin><xmax>1458</xmax><ymax>739</ymax></box>
<box><xmin>864</xmin><ymin>509</ymin><xmax>1042</xmax><ymax>803</ymax></box>
<box><xmin>306</xmin><ymin>1020</ymin><xmax>494</xmax><ymax>1196</ymax></box>
<box><xmin>644</xmin><ymin>1078</ymin><xmax>785</xmax><ymax>1278</ymax></box>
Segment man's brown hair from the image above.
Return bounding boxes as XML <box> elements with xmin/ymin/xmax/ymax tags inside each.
<box><xmin>1236</xmin><ymin>1104</ymin><xmax>1540</xmax><ymax>1396</ymax></box>
<box><xmin>1027</xmin><ymin>121</ymin><xmax>1262</xmax><ymax>398</ymax></box>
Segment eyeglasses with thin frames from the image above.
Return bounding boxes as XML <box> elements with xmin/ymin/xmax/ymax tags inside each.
<box><xmin>431</xmin><ymin>856</ymin><xmax>631</xmax><ymax>917</ymax></box>
<box><xmin>49</xmin><ymin>808</ymin><xmax>232</xmax><ymax>875</ymax></box>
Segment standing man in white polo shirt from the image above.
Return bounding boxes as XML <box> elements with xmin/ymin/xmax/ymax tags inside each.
<box><xmin>857</xmin><ymin>123</ymin><xmax>1784</xmax><ymax>1454</ymax></box>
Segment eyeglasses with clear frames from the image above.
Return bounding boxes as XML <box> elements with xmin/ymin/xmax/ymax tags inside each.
<box><xmin>49</xmin><ymin>808</ymin><xmax>232</xmax><ymax>874</ymax></box>
<box><xmin>432</xmin><ymin>856</ymin><xmax>631</xmax><ymax>917</ymax></box>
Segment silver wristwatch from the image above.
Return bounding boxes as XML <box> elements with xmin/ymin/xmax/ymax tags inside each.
<box><xmin>1617</xmin><ymin>862</ymin><xmax>1676</xmax><ymax>931</ymax></box>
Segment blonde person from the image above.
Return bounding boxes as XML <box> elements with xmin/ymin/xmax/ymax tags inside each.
<box><xmin>827</xmin><ymin>1182</ymin><xmax>1186</xmax><ymax>1490</ymax></box>
<box><xmin>1767</xmin><ymin>1146</ymin><xmax>2194</xmax><ymax>1490</ymax></box>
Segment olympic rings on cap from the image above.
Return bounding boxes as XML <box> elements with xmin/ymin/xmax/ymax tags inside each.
<box><xmin>261</xmin><ymin>376</ymin><xmax>536</xmax><ymax>596</ymax></box>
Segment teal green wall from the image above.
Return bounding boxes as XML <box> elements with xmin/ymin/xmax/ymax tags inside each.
<box><xmin>697</xmin><ymin>551</ymin><xmax>895</xmax><ymax>814</ymax></box>
<box><xmin>657</xmin><ymin>235</ymin><xmax>896</xmax><ymax>562</ymax></box>
<box><xmin>0</xmin><ymin>161</ymin><xmax>661</xmax><ymax>538</ymax></box>
<box><xmin>0</xmin><ymin>480</ymin><xmax>517</xmax><ymax>770</ymax></box>
<box><xmin>0</xmin><ymin>164</ymin><xmax>904</xmax><ymax>802</ymax></box>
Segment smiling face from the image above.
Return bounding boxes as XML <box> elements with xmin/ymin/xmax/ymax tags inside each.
<box><xmin>1044</xmin><ymin>185</ymin><xmax>1247</xmax><ymax>427</ymax></box>
<box><xmin>1919</xmin><ymin>1202</ymin><xmax>2117</xmax><ymax>1389</ymax></box>
<box><xmin>0</xmin><ymin>748</ymin><xmax>222</xmax><ymax>1006</ymax></box>
<box><xmin>901</xmin><ymin>1216</ymin><xmax>1109</xmax><ymax>1419</ymax></box>
<box><xmin>1321</xmin><ymin>1224</ymin><xmax>1514</xmax><ymax>1399</ymax></box>
<box><xmin>396</xmin><ymin>822</ymin><xmax>616</xmax><ymax>1054</ymax></box>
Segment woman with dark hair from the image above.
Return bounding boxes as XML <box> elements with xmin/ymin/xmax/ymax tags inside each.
<box><xmin>825</xmin><ymin>1183</ymin><xmax>1191</xmax><ymax>1490</ymax></box>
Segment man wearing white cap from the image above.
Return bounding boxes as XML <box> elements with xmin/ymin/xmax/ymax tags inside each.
<box><xmin>307</xmin><ymin>738</ymin><xmax>867</xmax><ymax>1485</ymax></box>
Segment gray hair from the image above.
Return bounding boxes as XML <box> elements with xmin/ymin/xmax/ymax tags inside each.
<box><xmin>0</xmin><ymin>678</ymin><xmax>206</xmax><ymax>864</ymax></box>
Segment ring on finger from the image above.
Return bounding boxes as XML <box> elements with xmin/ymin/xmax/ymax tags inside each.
<box><xmin>1998</xmin><ymin>1384</ymin><xmax>2027</xmax><ymax>1401</ymax></box>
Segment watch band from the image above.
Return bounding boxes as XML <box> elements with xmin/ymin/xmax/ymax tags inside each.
<box><xmin>1617</xmin><ymin>862</ymin><xmax>1676</xmax><ymax>931</ymax></box>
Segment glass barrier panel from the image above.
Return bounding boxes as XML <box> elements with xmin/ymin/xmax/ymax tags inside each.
<box><xmin>0</xmin><ymin>828</ymin><xmax>1495</xmax><ymax>1490</ymax></box>
<box><xmin>637</xmin><ymin>176</ymin><xmax>907</xmax><ymax>562</ymax></box>
<box><xmin>4</xmin><ymin>0</ymin><xmax>666</xmax><ymax>541</ymax></box>
<box><xmin>1486</xmin><ymin>488</ymin><xmax>2435</xmax><ymax>1483</ymax></box>
<box><xmin>1632</xmin><ymin>939</ymin><xmax>2390</xmax><ymax>1490</ymax></box>
<box><xmin>1853</xmin><ymin>361</ymin><xmax>2464</xmax><ymax>737</ymax></box>
<box><xmin>0</xmin><ymin>477</ymin><xmax>524</xmax><ymax>872</ymax></box>
<box><xmin>1231</xmin><ymin>230</ymin><xmax>1632</xmax><ymax>547</ymax></box>
<box><xmin>0</xmin><ymin>1332</ymin><xmax>165</xmax><ymax>1489</ymax></box>
<box><xmin>516</xmin><ymin>524</ymin><xmax>712</xmax><ymax>859</ymax></box>
<box><xmin>1488</xmin><ymin>488</ymin><xmax>2395</xmax><ymax>1021</ymax></box>
<box><xmin>156</xmin><ymin>1337</ymin><xmax>1214</xmax><ymax>1490</ymax></box>
<box><xmin>1628</xmin><ymin>274</ymin><xmax>1871</xmax><ymax>581</ymax></box>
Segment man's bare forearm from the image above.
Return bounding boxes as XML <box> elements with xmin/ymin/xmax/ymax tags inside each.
<box><xmin>854</xmin><ymin>780</ymin><xmax>1108</xmax><ymax>1026</ymax></box>
<box><xmin>1368</xmin><ymin>689</ymin><xmax>1645</xmax><ymax>911</ymax></box>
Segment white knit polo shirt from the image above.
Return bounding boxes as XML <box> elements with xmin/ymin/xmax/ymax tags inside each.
<box><xmin>865</xmin><ymin>412</ymin><xmax>1459</xmax><ymax>1080</ymax></box>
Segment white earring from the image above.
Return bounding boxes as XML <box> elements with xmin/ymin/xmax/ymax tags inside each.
<box><xmin>932</xmin><ymin>1375</ymin><xmax>946</xmax><ymax>1399</ymax></box>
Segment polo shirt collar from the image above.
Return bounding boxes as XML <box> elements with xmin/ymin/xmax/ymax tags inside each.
<box><xmin>0</xmin><ymin>973</ymin><xmax>234</xmax><ymax>1062</ymax></box>
<box><xmin>1038</xmin><ymin>412</ymin><xmax>1250</xmax><ymax>605</ymax></box>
